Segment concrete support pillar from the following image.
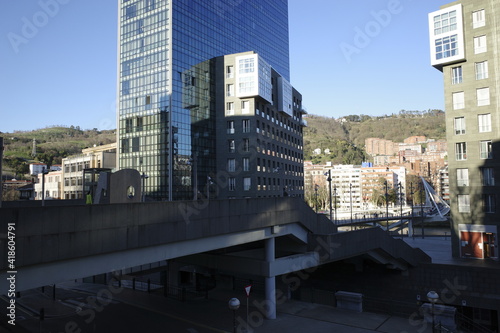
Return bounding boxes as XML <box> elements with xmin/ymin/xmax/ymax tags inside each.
<box><xmin>265</xmin><ymin>237</ymin><xmax>276</xmax><ymax>320</ymax></box>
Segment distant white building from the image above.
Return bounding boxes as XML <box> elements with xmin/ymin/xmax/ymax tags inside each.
<box><xmin>313</xmin><ymin>148</ymin><xmax>322</xmax><ymax>155</ymax></box>
<box><xmin>34</xmin><ymin>170</ymin><xmax>62</xmax><ymax>200</ymax></box>
<box><xmin>29</xmin><ymin>163</ymin><xmax>47</xmax><ymax>176</ymax></box>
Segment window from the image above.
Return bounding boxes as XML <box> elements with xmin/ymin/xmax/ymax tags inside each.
<box><xmin>472</xmin><ymin>9</ymin><xmax>485</xmax><ymax>29</ymax></box>
<box><xmin>125</xmin><ymin>118</ymin><xmax>133</xmax><ymax>133</ymax></box>
<box><xmin>239</xmin><ymin>57</ymin><xmax>255</xmax><ymax>73</ymax></box>
<box><xmin>456</xmin><ymin>169</ymin><xmax>469</xmax><ymax>186</ymax></box>
<box><xmin>242</xmin><ymin>119</ymin><xmax>250</xmax><ymax>133</ymax></box>
<box><xmin>122</xmin><ymin>80</ymin><xmax>130</xmax><ymax>95</ymax></box>
<box><xmin>145</xmin><ymin>0</ymin><xmax>155</xmax><ymax>11</ymax></box>
<box><xmin>227</xmin><ymin>121</ymin><xmax>235</xmax><ymax>134</ymax></box>
<box><xmin>474</xmin><ymin>35</ymin><xmax>487</xmax><ymax>54</ymax></box>
<box><xmin>483</xmin><ymin>194</ymin><xmax>496</xmax><ymax>213</ymax></box>
<box><xmin>477</xmin><ymin>88</ymin><xmax>490</xmax><ymax>106</ymax></box>
<box><xmin>227</xmin><ymin>159</ymin><xmax>236</xmax><ymax>172</ymax></box>
<box><xmin>125</xmin><ymin>5</ymin><xmax>137</xmax><ymax>19</ymax></box>
<box><xmin>241</xmin><ymin>100</ymin><xmax>250</xmax><ymax>114</ymax></box>
<box><xmin>243</xmin><ymin>138</ymin><xmax>250</xmax><ymax>152</ymax></box>
<box><xmin>226</xmin><ymin>65</ymin><xmax>234</xmax><ymax>78</ymax></box>
<box><xmin>435</xmin><ymin>35</ymin><xmax>458</xmax><ymax>60</ymax></box>
<box><xmin>451</xmin><ymin>66</ymin><xmax>462</xmax><ymax>84</ymax></box>
<box><xmin>226</xmin><ymin>102</ymin><xmax>234</xmax><ymax>115</ymax></box>
<box><xmin>228</xmin><ymin>177</ymin><xmax>236</xmax><ymax>191</ymax></box>
<box><xmin>454</xmin><ymin>117</ymin><xmax>466</xmax><ymax>135</ymax></box>
<box><xmin>243</xmin><ymin>177</ymin><xmax>251</xmax><ymax>191</ymax></box>
<box><xmin>452</xmin><ymin>92</ymin><xmax>464</xmax><ymax>109</ymax></box>
<box><xmin>480</xmin><ymin>140</ymin><xmax>492</xmax><ymax>159</ymax></box>
<box><xmin>478</xmin><ymin>114</ymin><xmax>491</xmax><ymax>133</ymax></box>
<box><xmin>228</xmin><ymin>140</ymin><xmax>235</xmax><ymax>153</ymax></box>
<box><xmin>227</xmin><ymin>84</ymin><xmax>234</xmax><ymax>97</ymax></box>
<box><xmin>433</xmin><ymin>10</ymin><xmax>457</xmax><ymax>35</ymax></box>
<box><xmin>455</xmin><ymin>142</ymin><xmax>466</xmax><ymax>160</ymax></box>
<box><xmin>475</xmin><ymin>61</ymin><xmax>488</xmax><ymax>80</ymax></box>
<box><xmin>458</xmin><ymin>194</ymin><xmax>470</xmax><ymax>213</ymax></box>
<box><xmin>243</xmin><ymin>157</ymin><xmax>249</xmax><ymax>171</ymax></box>
<box><xmin>481</xmin><ymin>168</ymin><xmax>495</xmax><ymax>186</ymax></box>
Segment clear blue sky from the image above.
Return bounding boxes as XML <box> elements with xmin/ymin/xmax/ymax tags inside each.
<box><xmin>1</xmin><ymin>0</ymin><xmax>448</xmax><ymax>133</ymax></box>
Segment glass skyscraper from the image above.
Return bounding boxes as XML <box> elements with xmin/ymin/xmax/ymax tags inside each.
<box><xmin>117</xmin><ymin>0</ymin><xmax>291</xmax><ymax>200</ymax></box>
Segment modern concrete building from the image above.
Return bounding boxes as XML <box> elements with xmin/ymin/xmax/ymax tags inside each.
<box><xmin>429</xmin><ymin>0</ymin><xmax>499</xmax><ymax>259</ymax></box>
<box><xmin>117</xmin><ymin>0</ymin><xmax>294</xmax><ymax>201</ymax></box>
<box><xmin>214</xmin><ymin>52</ymin><xmax>305</xmax><ymax>199</ymax></box>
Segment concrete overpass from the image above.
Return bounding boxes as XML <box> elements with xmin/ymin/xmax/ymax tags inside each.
<box><xmin>0</xmin><ymin>198</ymin><xmax>430</xmax><ymax>319</ymax></box>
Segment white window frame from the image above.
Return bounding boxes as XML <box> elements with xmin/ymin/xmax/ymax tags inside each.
<box><xmin>227</xmin><ymin>158</ymin><xmax>236</xmax><ymax>172</ymax></box>
<box><xmin>456</xmin><ymin>168</ymin><xmax>469</xmax><ymax>186</ymax></box>
<box><xmin>242</xmin><ymin>119</ymin><xmax>250</xmax><ymax>133</ymax></box>
<box><xmin>243</xmin><ymin>157</ymin><xmax>250</xmax><ymax>172</ymax></box>
<box><xmin>483</xmin><ymin>194</ymin><xmax>496</xmax><ymax>213</ymax></box>
<box><xmin>451</xmin><ymin>66</ymin><xmax>462</xmax><ymax>84</ymax></box>
<box><xmin>478</xmin><ymin>114</ymin><xmax>491</xmax><ymax>133</ymax></box>
<box><xmin>241</xmin><ymin>100</ymin><xmax>250</xmax><ymax>114</ymax></box>
<box><xmin>475</xmin><ymin>61</ymin><xmax>488</xmax><ymax>80</ymax></box>
<box><xmin>243</xmin><ymin>177</ymin><xmax>251</xmax><ymax>191</ymax></box>
<box><xmin>226</xmin><ymin>102</ymin><xmax>234</xmax><ymax>115</ymax></box>
<box><xmin>455</xmin><ymin>142</ymin><xmax>467</xmax><ymax>160</ymax></box>
<box><xmin>226</xmin><ymin>84</ymin><xmax>234</xmax><ymax>97</ymax></box>
<box><xmin>453</xmin><ymin>92</ymin><xmax>465</xmax><ymax>109</ymax></box>
<box><xmin>226</xmin><ymin>65</ymin><xmax>234</xmax><ymax>78</ymax></box>
<box><xmin>458</xmin><ymin>194</ymin><xmax>470</xmax><ymax>213</ymax></box>
<box><xmin>482</xmin><ymin>168</ymin><xmax>495</xmax><ymax>186</ymax></box>
<box><xmin>477</xmin><ymin>87</ymin><xmax>490</xmax><ymax>106</ymax></box>
<box><xmin>474</xmin><ymin>35</ymin><xmax>487</xmax><ymax>54</ymax></box>
<box><xmin>472</xmin><ymin>9</ymin><xmax>485</xmax><ymax>29</ymax></box>
<box><xmin>228</xmin><ymin>177</ymin><xmax>236</xmax><ymax>191</ymax></box>
<box><xmin>480</xmin><ymin>140</ymin><xmax>492</xmax><ymax>159</ymax></box>
<box><xmin>227</xmin><ymin>121</ymin><xmax>235</xmax><ymax>134</ymax></box>
<box><xmin>454</xmin><ymin>117</ymin><xmax>466</xmax><ymax>135</ymax></box>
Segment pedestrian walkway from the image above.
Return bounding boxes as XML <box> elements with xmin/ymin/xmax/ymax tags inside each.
<box><xmin>6</xmin><ymin>281</ymin><xmax>434</xmax><ymax>333</ymax></box>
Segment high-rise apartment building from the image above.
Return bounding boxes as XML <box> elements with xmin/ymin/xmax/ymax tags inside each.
<box><xmin>429</xmin><ymin>0</ymin><xmax>499</xmax><ymax>259</ymax></box>
<box><xmin>117</xmin><ymin>0</ymin><xmax>293</xmax><ymax>201</ymax></box>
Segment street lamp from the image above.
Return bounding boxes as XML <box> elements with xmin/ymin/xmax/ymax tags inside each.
<box><xmin>420</xmin><ymin>180</ymin><xmax>425</xmax><ymax>239</ymax></box>
<box><xmin>398</xmin><ymin>181</ymin><xmax>403</xmax><ymax>218</ymax></box>
<box><xmin>41</xmin><ymin>167</ymin><xmax>49</xmax><ymax>207</ymax></box>
<box><xmin>384</xmin><ymin>181</ymin><xmax>389</xmax><ymax>233</ymax></box>
<box><xmin>141</xmin><ymin>173</ymin><xmax>149</xmax><ymax>202</ymax></box>
<box><xmin>410</xmin><ymin>182</ymin><xmax>414</xmax><ymax>239</ymax></box>
<box><xmin>325</xmin><ymin>170</ymin><xmax>332</xmax><ymax>222</ymax></box>
<box><xmin>314</xmin><ymin>184</ymin><xmax>319</xmax><ymax>213</ymax></box>
<box><xmin>349</xmin><ymin>183</ymin><xmax>353</xmax><ymax>230</ymax></box>
<box><xmin>427</xmin><ymin>291</ymin><xmax>439</xmax><ymax>333</ymax></box>
<box><xmin>228</xmin><ymin>297</ymin><xmax>240</xmax><ymax>333</ymax></box>
<box><xmin>333</xmin><ymin>185</ymin><xmax>337</xmax><ymax>224</ymax></box>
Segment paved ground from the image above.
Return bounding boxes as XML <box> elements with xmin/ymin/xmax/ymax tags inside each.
<box><xmin>2</xmin><ymin>235</ymin><xmax>486</xmax><ymax>333</ymax></box>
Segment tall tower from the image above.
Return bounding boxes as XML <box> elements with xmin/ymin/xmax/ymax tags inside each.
<box><xmin>429</xmin><ymin>0</ymin><xmax>500</xmax><ymax>259</ymax></box>
<box><xmin>117</xmin><ymin>0</ymin><xmax>291</xmax><ymax>201</ymax></box>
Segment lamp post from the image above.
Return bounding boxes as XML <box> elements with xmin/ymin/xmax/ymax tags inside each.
<box><xmin>410</xmin><ymin>182</ymin><xmax>414</xmax><ymax>239</ymax></box>
<box><xmin>333</xmin><ymin>185</ymin><xmax>337</xmax><ymax>224</ymax></box>
<box><xmin>41</xmin><ymin>167</ymin><xmax>49</xmax><ymax>207</ymax></box>
<box><xmin>398</xmin><ymin>181</ymin><xmax>403</xmax><ymax>218</ymax></box>
<box><xmin>349</xmin><ymin>183</ymin><xmax>353</xmax><ymax>231</ymax></box>
<box><xmin>326</xmin><ymin>170</ymin><xmax>332</xmax><ymax>222</ymax></box>
<box><xmin>420</xmin><ymin>180</ymin><xmax>425</xmax><ymax>239</ymax></box>
<box><xmin>228</xmin><ymin>297</ymin><xmax>240</xmax><ymax>333</ymax></box>
<box><xmin>427</xmin><ymin>291</ymin><xmax>439</xmax><ymax>333</ymax></box>
<box><xmin>141</xmin><ymin>173</ymin><xmax>149</xmax><ymax>202</ymax></box>
<box><xmin>314</xmin><ymin>184</ymin><xmax>319</xmax><ymax>213</ymax></box>
<box><xmin>384</xmin><ymin>181</ymin><xmax>389</xmax><ymax>233</ymax></box>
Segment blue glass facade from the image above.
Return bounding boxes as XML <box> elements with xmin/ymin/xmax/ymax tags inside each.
<box><xmin>118</xmin><ymin>0</ymin><xmax>290</xmax><ymax>200</ymax></box>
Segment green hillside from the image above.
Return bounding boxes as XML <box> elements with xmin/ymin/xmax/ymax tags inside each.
<box><xmin>1</xmin><ymin>126</ymin><xmax>115</xmax><ymax>178</ymax></box>
<box><xmin>303</xmin><ymin>110</ymin><xmax>446</xmax><ymax>165</ymax></box>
